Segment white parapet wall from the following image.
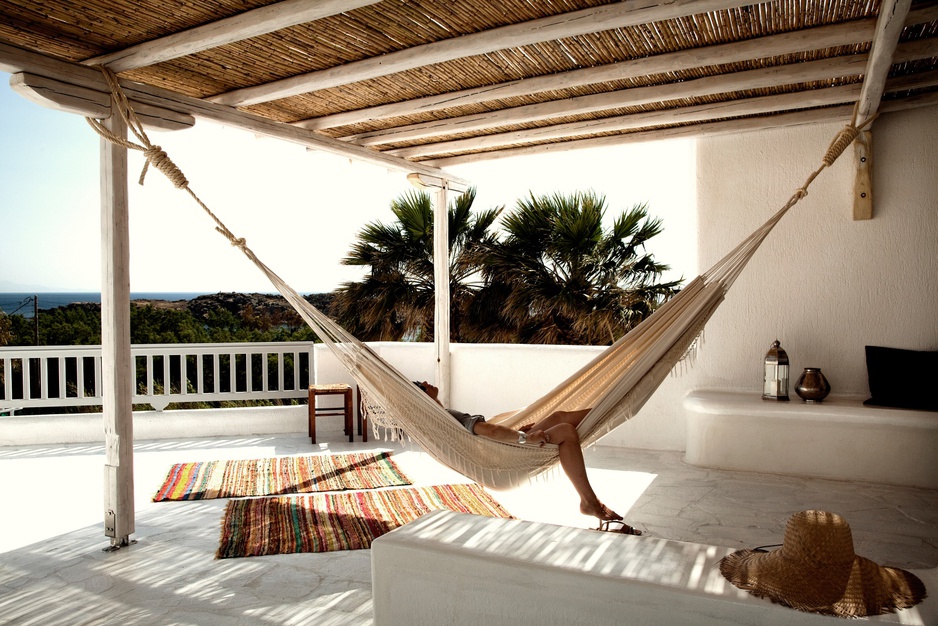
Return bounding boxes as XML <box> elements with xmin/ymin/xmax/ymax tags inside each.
<box><xmin>684</xmin><ymin>389</ymin><xmax>938</xmax><ymax>489</ymax></box>
<box><xmin>0</xmin><ymin>405</ymin><xmax>306</xmax><ymax>446</ymax></box>
<box><xmin>372</xmin><ymin>510</ymin><xmax>936</xmax><ymax>626</ymax></box>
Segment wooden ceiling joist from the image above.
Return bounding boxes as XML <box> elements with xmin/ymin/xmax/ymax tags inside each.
<box><xmin>298</xmin><ymin>4</ymin><xmax>938</xmax><ymax>132</ymax></box>
<box><xmin>422</xmin><ymin>92</ymin><xmax>938</xmax><ymax>168</ymax></box>
<box><xmin>1</xmin><ymin>0</ymin><xmax>935</xmax><ymax>167</ymax></box>
<box><xmin>343</xmin><ymin>36</ymin><xmax>938</xmax><ymax>148</ymax></box>
<box><xmin>10</xmin><ymin>72</ymin><xmax>195</xmax><ymax>131</ymax></box>
<box><xmin>345</xmin><ymin>55</ymin><xmax>874</xmax><ymax>146</ymax></box>
<box><xmin>390</xmin><ymin>70</ymin><xmax>938</xmax><ymax>159</ymax></box>
<box><xmin>0</xmin><ymin>41</ymin><xmax>467</xmax><ymax>184</ymax></box>
<box><xmin>207</xmin><ymin>0</ymin><xmax>754</xmax><ymax>107</ymax></box>
<box><xmin>84</xmin><ymin>0</ymin><xmax>382</xmax><ymax>73</ymax></box>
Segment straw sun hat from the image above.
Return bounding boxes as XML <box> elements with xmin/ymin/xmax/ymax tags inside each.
<box><xmin>719</xmin><ymin>510</ymin><xmax>927</xmax><ymax>618</ymax></box>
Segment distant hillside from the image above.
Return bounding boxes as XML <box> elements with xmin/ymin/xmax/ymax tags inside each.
<box><xmin>2</xmin><ymin>292</ymin><xmax>335</xmax><ymax>346</ymax></box>
<box><xmin>133</xmin><ymin>292</ymin><xmax>334</xmax><ymax>317</ymax></box>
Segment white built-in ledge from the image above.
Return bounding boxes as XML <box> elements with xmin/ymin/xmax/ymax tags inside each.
<box><xmin>684</xmin><ymin>389</ymin><xmax>938</xmax><ymax>489</ymax></box>
<box><xmin>372</xmin><ymin>510</ymin><xmax>936</xmax><ymax>625</ymax></box>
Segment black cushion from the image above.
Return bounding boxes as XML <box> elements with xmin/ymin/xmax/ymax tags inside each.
<box><xmin>864</xmin><ymin>345</ymin><xmax>938</xmax><ymax>411</ymax></box>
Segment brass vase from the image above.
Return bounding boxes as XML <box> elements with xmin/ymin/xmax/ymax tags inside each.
<box><xmin>795</xmin><ymin>368</ymin><xmax>831</xmax><ymax>403</ymax></box>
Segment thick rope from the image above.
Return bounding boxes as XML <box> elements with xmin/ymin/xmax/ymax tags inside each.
<box><xmin>85</xmin><ymin>65</ymin><xmax>248</xmax><ymax>256</ymax></box>
<box><xmin>781</xmin><ymin>107</ymin><xmax>879</xmax><ymax>215</ymax></box>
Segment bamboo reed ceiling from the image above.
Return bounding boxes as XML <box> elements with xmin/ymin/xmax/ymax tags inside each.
<box><xmin>1</xmin><ymin>0</ymin><xmax>936</xmax><ymax>167</ymax></box>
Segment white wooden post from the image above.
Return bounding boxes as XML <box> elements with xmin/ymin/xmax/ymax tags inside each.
<box><xmin>100</xmin><ymin>93</ymin><xmax>135</xmax><ymax>549</ymax></box>
<box><xmin>433</xmin><ymin>183</ymin><xmax>451</xmax><ymax>407</ymax></box>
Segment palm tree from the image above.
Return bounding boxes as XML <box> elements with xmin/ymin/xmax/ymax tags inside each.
<box><xmin>472</xmin><ymin>191</ymin><xmax>682</xmax><ymax>345</ymax></box>
<box><xmin>330</xmin><ymin>187</ymin><xmax>501</xmax><ymax>341</ymax></box>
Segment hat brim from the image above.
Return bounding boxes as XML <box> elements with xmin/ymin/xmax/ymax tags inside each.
<box><xmin>720</xmin><ymin>548</ymin><xmax>927</xmax><ymax>617</ymax></box>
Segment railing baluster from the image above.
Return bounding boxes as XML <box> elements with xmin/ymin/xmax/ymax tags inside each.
<box><xmin>163</xmin><ymin>352</ymin><xmax>171</xmax><ymax>396</ymax></box>
<box><xmin>1</xmin><ymin>357</ymin><xmax>6</xmax><ymax>401</ymax></box>
<box><xmin>23</xmin><ymin>357</ymin><xmax>32</xmax><ymax>401</ymax></box>
<box><xmin>0</xmin><ymin>342</ymin><xmax>314</xmax><ymax>410</ymax></box>
<box><xmin>183</xmin><ymin>353</ymin><xmax>190</xmax><ymax>396</ymax></box>
<box><xmin>56</xmin><ymin>356</ymin><xmax>68</xmax><ymax>398</ymax></box>
<box><xmin>246</xmin><ymin>350</ymin><xmax>253</xmax><ymax>394</ymax></box>
<box><xmin>146</xmin><ymin>354</ymin><xmax>154</xmax><ymax>396</ymax></box>
<box><xmin>2</xmin><ymin>357</ymin><xmax>10</xmax><ymax>401</ymax></box>
<box><xmin>226</xmin><ymin>351</ymin><xmax>232</xmax><ymax>394</ymax></box>
<box><xmin>39</xmin><ymin>356</ymin><xmax>49</xmax><ymax>400</ymax></box>
<box><xmin>293</xmin><ymin>349</ymin><xmax>301</xmax><ymax>391</ymax></box>
<box><xmin>94</xmin><ymin>354</ymin><xmax>102</xmax><ymax>399</ymax></box>
<box><xmin>77</xmin><ymin>355</ymin><xmax>85</xmax><ymax>399</ymax></box>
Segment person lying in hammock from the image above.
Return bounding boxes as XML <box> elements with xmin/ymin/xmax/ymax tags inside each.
<box><xmin>414</xmin><ymin>381</ymin><xmax>642</xmax><ymax>536</ymax></box>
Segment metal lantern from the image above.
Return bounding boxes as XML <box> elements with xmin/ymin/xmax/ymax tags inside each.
<box><xmin>762</xmin><ymin>340</ymin><xmax>790</xmax><ymax>401</ymax></box>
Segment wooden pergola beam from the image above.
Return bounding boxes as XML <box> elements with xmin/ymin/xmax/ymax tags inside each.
<box><xmin>299</xmin><ymin>4</ymin><xmax>938</xmax><ymax>131</ymax></box>
<box><xmin>10</xmin><ymin>73</ymin><xmax>194</xmax><ymax>131</ymax></box>
<box><xmin>423</xmin><ymin>92</ymin><xmax>938</xmax><ymax>168</ymax></box>
<box><xmin>84</xmin><ymin>0</ymin><xmax>381</xmax><ymax>73</ymax></box>
<box><xmin>346</xmin><ymin>37</ymin><xmax>937</xmax><ymax>148</ymax></box>
<box><xmin>390</xmin><ymin>70</ymin><xmax>938</xmax><ymax>159</ymax></box>
<box><xmin>208</xmin><ymin>0</ymin><xmax>754</xmax><ymax>107</ymax></box>
<box><xmin>0</xmin><ymin>41</ymin><xmax>467</xmax><ymax>185</ymax></box>
<box><xmin>853</xmin><ymin>0</ymin><xmax>913</xmax><ymax>221</ymax></box>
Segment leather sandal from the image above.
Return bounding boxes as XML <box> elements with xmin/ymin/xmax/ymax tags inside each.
<box><xmin>595</xmin><ymin>519</ymin><xmax>642</xmax><ymax>536</ymax></box>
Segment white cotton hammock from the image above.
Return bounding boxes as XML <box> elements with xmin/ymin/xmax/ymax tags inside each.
<box><xmin>88</xmin><ymin>66</ymin><xmax>875</xmax><ymax>490</ymax></box>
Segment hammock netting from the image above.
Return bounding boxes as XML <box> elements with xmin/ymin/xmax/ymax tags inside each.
<box><xmin>87</xmin><ymin>66</ymin><xmax>872</xmax><ymax>490</ymax></box>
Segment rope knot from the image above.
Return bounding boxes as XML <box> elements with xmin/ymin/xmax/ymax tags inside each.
<box><xmin>142</xmin><ymin>145</ymin><xmax>188</xmax><ymax>188</ymax></box>
<box><xmin>823</xmin><ymin>125</ymin><xmax>860</xmax><ymax>167</ymax></box>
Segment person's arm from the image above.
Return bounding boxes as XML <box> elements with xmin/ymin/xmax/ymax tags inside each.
<box><xmin>473</xmin><ymin>421</ymin><xmax>549</xmax><ymax>446</ymax></box>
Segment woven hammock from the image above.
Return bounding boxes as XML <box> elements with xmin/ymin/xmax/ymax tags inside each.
<box><xmin>87</xmin><ymin>66</ymin><xmax>872</xmax><ymax>490</ymax></box>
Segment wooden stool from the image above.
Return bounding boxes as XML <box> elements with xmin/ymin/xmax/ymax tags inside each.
<box><xmin>308</xmin><ymin>383</ymin><xmax>353</xmax><ymax>444</ymax></box>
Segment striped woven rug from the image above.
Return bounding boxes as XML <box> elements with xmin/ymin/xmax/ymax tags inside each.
<box><xmin>216</xmin><ymin>483</ymin><xmax>513</xmax><ymax>558</ymax></box>
<box><xmin>153</xmin><ymin>452</ymin><xmax>410</xmax><ymax>501</ymax></box>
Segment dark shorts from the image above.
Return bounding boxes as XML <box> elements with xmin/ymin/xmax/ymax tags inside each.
<box><xmin>447</xmin><ymin>409</ymin><xmax>486</xmax><ymax>434</ymax></box>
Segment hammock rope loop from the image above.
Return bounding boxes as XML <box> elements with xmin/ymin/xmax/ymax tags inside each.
<box><xmin>141</xmin><ymin>145</ymin><xmax>188</xmax><ymax>188</ymax></box>
<box><xmin>823</xmin><ymin>125</ymin><xmax>860</xmax><ymax>167</ymax></box>
<box><xmin>85</xmin><ymin>65</ymin><xmax>249</xmax><ymax>253</ymax></box>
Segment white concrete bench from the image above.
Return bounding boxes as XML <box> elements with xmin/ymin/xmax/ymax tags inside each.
<box><xmin>372</xmin><ymin>510</ymin><xmax>935</xmax><ymax>625</ymax></box>
<box><xmin>684</xmin><ymin>390</ymin><xmax>938</xmax><ymax>489</ymax></box>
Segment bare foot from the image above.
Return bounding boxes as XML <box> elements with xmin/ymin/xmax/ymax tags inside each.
<box><xmin>580</xmin><ymin>501</ymin><xmax>622</xmax><ymax>521</ymax></box>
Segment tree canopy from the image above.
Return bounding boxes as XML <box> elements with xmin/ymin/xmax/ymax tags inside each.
<box><xmin>332</xmin><ymin>189</ymin><xmax>682</xmax><ymax>345</ymax></box>
<box><xmin>330</xmin><ymin>187</ymin><xmax>501</xmax><ymax>341</ymax></box>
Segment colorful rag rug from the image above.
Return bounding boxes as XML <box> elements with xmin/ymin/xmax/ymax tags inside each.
<box><xmin>153</xmin><ymin>452</ymin><xmax>410</xmax><ymax>501</ymax></box>
<box><xmin>216</xmin><ymin>483</ymin><xmax>513</xmax><ymax>558</ymax></box>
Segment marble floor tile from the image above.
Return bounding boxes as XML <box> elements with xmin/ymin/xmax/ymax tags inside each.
<box><xmin>1</xmin><ymin>430</ymin><xmax>935</xmax><ymax>625</ymax></box>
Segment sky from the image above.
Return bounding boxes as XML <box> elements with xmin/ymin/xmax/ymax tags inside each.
<box><xmin>0</xmin><ymin>71</ymin><xmax>697</xmax><ymax>295</ymax></box>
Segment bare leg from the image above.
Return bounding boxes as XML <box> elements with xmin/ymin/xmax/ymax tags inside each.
<box><xmin>541</xmin><ymin>421</ymin><xmax>621</xmax><ymax>521</ymax></box>
<box><xmin>527</xmin><ymin>408</ymin><xmax>590</xmax><ymax>432</ymax></box>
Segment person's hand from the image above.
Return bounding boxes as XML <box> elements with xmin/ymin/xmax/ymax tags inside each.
<box><xmin>519</xmin><ymin>424</ymin><xmax>533</xmax><ymax>433</ymax></box>
<box><xmin>525</xmin><ymin>429</ymin><xmax>550</xmax><ymax>447</ymax></box>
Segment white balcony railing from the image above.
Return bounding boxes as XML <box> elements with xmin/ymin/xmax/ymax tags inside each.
<box><xmin>0</xmin><ymin>342</ymin><xmax>315</xmax><ymax>413</ymax></box>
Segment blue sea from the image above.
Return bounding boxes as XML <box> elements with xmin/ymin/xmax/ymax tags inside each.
<box><xmin>0</xmin><ymin>292</ymin><xmax>212</xmax><ymax>317</ymax></box>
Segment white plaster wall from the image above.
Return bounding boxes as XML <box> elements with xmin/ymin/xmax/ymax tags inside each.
<box><xmin>692</xmin><ymin>105</ymin><xmax>938</xmax><ymax>397</ymax></box>
<box><xmin>449</xmin><ymin>343</ymin><xmax>602</xmax><ymax>418</ymax></box>
<box><xmin>601</xmin><ymin>105</ymin><xmax>938</xmax><ymax>451</ymax></box>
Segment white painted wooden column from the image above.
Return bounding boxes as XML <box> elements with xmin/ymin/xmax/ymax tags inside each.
<box><xmin>100</xmin><ymin>93</ymin><xmax>135</xmax><ymax>549</ymax></box>
<box><xmin>432</xmin><ymin>182</ymin><xmax>451</xmax><ymax>407</ymax></box>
